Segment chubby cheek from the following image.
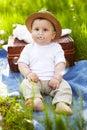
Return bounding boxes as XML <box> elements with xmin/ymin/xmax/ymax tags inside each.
<box><xmin>32</xmin><ymin>33</ymin><xmax>36</xmax><ymax>40</ymax></box>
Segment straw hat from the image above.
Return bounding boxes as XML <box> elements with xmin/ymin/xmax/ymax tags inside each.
<box><xmin>25</xmin><ymin>10</ymin><xmax>62</xmax><ymax>40</ymax></box>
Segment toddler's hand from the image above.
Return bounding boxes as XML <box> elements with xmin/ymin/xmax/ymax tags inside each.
<box><xmin>48</xmin><ymin>78</ymin><xmax>60</xmax><ymax>90</ymax></box>
<box><xmin>27</xmin><ymin>72</ymin><xmax>39</xmax><ymax>83</ymax></box>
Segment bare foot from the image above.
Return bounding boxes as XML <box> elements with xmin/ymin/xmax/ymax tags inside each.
<box><xmin>25</xmin><ymin>98</ymin><xmax>44</xmax><ymax>111</ymax></box>
<box><xmin>34</xmin><ymin>98</ymin><xmax>44</xmax><ymax>111</ymax></box>
<box><xmin>55</xmin><ymin>102</ymin><xmax>73</xmax><ymax>115</ymax></box>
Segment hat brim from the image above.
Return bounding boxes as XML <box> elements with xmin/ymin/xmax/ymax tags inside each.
<box><xmin>25</xmin><ymin>11</ymin><xmax>62</xmax><ymax>41</ymax></box>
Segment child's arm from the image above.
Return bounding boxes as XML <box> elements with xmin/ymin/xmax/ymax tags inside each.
<box><xmin>54</xmin><ymin>62</ymin><xmax>65</xmax><ymax>80</ymax></box>
<box><xmin>49</xmin><ymin>62</ymin><xmax>66</xmax><ymax>89</ymax></box>
<box><xmin>18</xmin><ymin>62</ymin><xmax>39</xmax><ymax>83</ymax></box>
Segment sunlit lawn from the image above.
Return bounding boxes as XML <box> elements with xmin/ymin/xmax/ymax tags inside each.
<box><xmin>0</xmin><ymin>0</ymin><xmax>87</xmax><ymax>60</ymax></box>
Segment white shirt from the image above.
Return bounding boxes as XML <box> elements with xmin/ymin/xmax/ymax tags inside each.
<box><xmin>18</xmin><ymin>41</ymin><xmax>66</xmax><ymax>80</ymax></box>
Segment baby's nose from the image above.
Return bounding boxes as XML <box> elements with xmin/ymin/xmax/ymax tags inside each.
<box><xmin>39</xmin><ymin>31</ymin><xmax>43</xmax><ymax>35</ymax></box>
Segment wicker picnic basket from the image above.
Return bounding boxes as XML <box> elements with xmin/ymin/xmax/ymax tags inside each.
<box><xmin>58</xmin><ymin>35</ymin><xmax>75</xmax><ymax>66</ymax></box>
<box><xmin>7</xmin><ymin>35</ymin><xmax>75</xmax><ymax>72</ymax></box>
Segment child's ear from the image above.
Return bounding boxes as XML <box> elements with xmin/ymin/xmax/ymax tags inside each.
<box><xmin>52</xmin><ymin>31</ymin><xmax>56</xmax><ymax>40</ymax></box>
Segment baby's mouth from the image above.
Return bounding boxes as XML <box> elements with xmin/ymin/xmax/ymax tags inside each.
<box><xmin>38</xmin><ymin>36</ymin><xmax>44</xmax><ymax>40</ymax></box>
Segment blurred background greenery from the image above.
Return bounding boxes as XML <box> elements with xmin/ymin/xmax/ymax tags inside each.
<box><xmin>0</xmin><ymin>0</ymin><xmax>87</xmax><ymax>61</ymax></box>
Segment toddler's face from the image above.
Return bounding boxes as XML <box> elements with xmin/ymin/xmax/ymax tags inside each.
<box><xmin>31</xmin><ymin>19</ymin><xmax>56</xmax><ymax>45</ymax></box>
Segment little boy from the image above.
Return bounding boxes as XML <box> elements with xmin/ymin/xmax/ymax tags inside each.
<box><xmin>18</xmin><ymin>10</ymin><xmax>73</xmax><ymax>115</ymax></box>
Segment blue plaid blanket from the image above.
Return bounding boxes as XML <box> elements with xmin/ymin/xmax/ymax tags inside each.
<box><xmin>1</xmin><ymin>49</ymin><xmax>87</xmax><ymax>130</ymax></box>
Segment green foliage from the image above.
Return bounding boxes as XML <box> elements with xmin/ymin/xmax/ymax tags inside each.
<box><xmin>0</xmin><ymin>0</ymin><xmax>87</xmax><ymax>60</ymax></box>
<box><xmin>0</xmin><ymin>97</ymin><xmax>34</xmax><ymax>130</ymax></box>
<box><xmin>43</xmin><ymin>107</ymin><xmax>67</xmax><ymax>130</ymax></box>
<box><xmin>0</xmin><ymin>95</ymin><xmax>86</xmax><ymax>130</ymax></box>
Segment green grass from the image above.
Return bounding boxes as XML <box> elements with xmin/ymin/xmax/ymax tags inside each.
<box><xmin>0</xmin><ymin>0</ymin><xmax>87</xmax><ymax>60</ymax></box>
<box><xmin>0</xmin><ymin>95</ymin><xmax>86</xmax><ymax>130</ymax></box>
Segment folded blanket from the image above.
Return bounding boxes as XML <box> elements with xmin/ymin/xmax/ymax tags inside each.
<box><xmin>64</xmin><ymin>61</ymin><xmax>87</xmax><ymax>108</ymax></box>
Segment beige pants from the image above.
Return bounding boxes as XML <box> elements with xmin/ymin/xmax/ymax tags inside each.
<box><xmin>20</xmin><ymin>79</ymin><xmax>72</xmax><ymax>105</ymax></box>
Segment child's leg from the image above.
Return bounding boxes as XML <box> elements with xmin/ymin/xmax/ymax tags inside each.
<box><xmin>20</xmin><ymin>79</ymin><xmax>44</xmax><ymax>111</ymax></box>
<box><xmin>50</xmin><ymin>79</ymin><xmax>73</xmax><ymax>115</ymax></box>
